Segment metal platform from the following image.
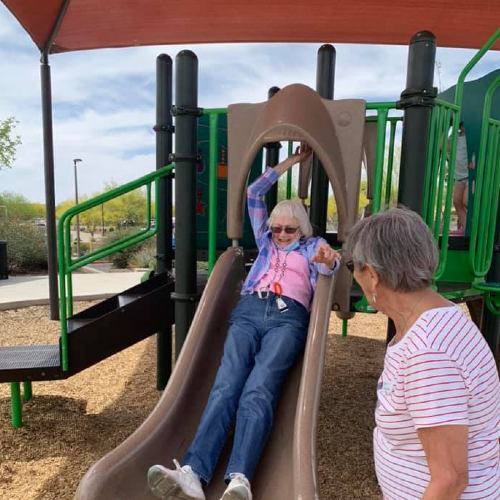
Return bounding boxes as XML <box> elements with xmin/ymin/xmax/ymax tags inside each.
<box><xmin>0</xmin><ymin>344</ymin><xmax>63</xmax><ymax>382</ymax></box>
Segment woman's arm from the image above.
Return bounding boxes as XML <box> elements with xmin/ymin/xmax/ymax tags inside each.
<box><xmin>246</xmin><ymin>145</ymin><xmax>311</xmax><ymax>242</ymax></box>
<box><xmin>417</xmin><ymin>425</ymin><xmax>469</xmax><ymax>500</ymax></box>
<box><xmin>272</xmin><ymin>145</ymin><xmax>311</xmax><ymax>176</ymax></box>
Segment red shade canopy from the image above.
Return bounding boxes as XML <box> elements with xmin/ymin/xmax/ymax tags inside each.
<box><xmin>2</xmin><ymin>0</ymin><xmax>500</xmax><ymax>54</ymax></box>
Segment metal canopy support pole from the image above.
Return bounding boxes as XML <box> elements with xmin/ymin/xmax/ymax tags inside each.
<box><xmin>155</xmin><ymin>54</ymin><xmax>174</xmax><ymax>389</ymax></box>
<box><xmin>388</xmin><ymin>31</ymin><xmax>436</xmax><ymax>344</ymax></box>
<box><xmin>39</xmin><ymin>0</ymin><xmax>71</xmax><ymax>321</ymax></box>
<box><xmin>310</xmin><ymin>44</ymin><xmax>335</xmax><ymax>235</ymax></box>
<box><xmin>40</xmin><ymin>54</ymin><xmax>59</xmax><ymax>320</ymax></box>
<box><xmin>397</xmin><ymin>31</ymin><xmax>436</xmax><ymax>214</ymax></box>
<box><xmin>265</xmin><ymin>86</ymin><xmax>281</xmax><ymax>214</ymax></box>
<box><xmin>173</xmin><ymin>51</ymin><xmax>199</xmax><ymax>358</ymax></box>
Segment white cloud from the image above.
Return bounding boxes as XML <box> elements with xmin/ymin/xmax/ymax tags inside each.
<box><xmin>0</xmin><ymin>4</ymin><xmax>499</xmax><ymax>204</ymax></box>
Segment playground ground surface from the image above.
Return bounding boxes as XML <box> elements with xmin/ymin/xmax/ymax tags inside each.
<box><xmin>0</xmin><ymin>302</ymin><xmax>390</xmax><ymax>500</ymax></box>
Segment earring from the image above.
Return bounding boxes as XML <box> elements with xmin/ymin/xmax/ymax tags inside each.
<box><xmin>372</xmin><ymin>293</ymin><xmax>377</xmax><ymax>304</ymax></box>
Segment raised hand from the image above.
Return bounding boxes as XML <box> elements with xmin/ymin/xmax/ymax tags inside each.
<box><xmin>293</xmin><ymin>143</ymin><xmax>312</xmax><ymax>163</ymax></box>
<box><xmin>273</xmin><ymin>143</ymin><xmax>312</xmax><ymax>176</ymax></box>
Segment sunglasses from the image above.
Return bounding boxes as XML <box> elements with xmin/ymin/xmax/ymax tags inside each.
<box><xmin>344</xmin><ymin>259</ymin><xmax>355</xmax><ymax>273</ymax></box>
<box><xmin>270</xmin><ymin>225</ymin><xmax>299</xmax><ymax>235</ymax></box>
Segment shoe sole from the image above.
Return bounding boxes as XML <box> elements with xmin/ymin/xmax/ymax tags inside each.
<box><xmin>221</xmin><ymin>488</ymin><xmax>251</xmax><ymax>500</ymax></box>
<box><xmin>148</xmin><ymin>467</ymin><xmax>202</xmax><ymax>500</ymax></box>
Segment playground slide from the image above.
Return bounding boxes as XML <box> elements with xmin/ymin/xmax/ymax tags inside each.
<box><xmin>75</xmin><ymin>246</ymin><xmax>335</xmax><ymax>500</ymax></box>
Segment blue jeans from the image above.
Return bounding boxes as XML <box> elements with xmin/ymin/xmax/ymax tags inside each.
<box><xmin>183</xmin><ymin>292</ymin><xmax>309</xmax><ymax>484</ymax></box>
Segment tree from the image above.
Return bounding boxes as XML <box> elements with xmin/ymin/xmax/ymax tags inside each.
<box><xmin>0</xmin><ymin>117</ymin><xmax>22</xmax><ymax>169</ymax></box>
<box><xmin>56</xmin><ymin>183</ymin><xmax>150</xmax><ymax>231</ymax></box>
<box><xmin>0</xmin><ymin>191</ymin><xmax>44</xmax><ymax>220</ymax></box>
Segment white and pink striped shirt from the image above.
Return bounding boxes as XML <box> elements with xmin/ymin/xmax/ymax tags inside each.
<box><xmin>374</xmin><ymin>305</ymin><xmax>500</xmax><ymax>499</ymax></box>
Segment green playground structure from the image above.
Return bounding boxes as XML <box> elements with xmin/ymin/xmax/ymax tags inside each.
<box><xmin>1</xmin><ymin>29</ymin><xmax>499</xmax><ymax>430</ymax></box>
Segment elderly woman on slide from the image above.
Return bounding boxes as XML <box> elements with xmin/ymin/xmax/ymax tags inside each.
<box><xmin>344</xmin><ymin>207</ymin><xmax>499</xmax><ymax>499</ymax></box>
<box><xmin>147</xmin><ymin>145</ymin><xmax>341</xmax><ymax>500</ymax></box>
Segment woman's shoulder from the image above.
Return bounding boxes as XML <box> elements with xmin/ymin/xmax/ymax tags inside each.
<box><xmin>402</xmin><ymin>305</ymin><xmax>479</xmax><ymax>357</ymax></box>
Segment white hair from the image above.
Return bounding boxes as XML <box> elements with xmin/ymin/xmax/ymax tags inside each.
<box><xmin>268</xmin><ymin>199</ymin><xmax>313</xmax><ymax>238</ymax></box>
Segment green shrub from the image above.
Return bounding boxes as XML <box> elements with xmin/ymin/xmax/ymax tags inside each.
<box><xmin>77</xmin><ymin>241</ymin><xmax>92</xmax><ymax>255</ymax></box>
<box><xmin>0</xmin><ymin>219</ymin><xmax>48</xmax><ymax>273</ymax></box>
<box><xmin>99</xmin><ymin>228</ymin><xmax>152</xmax><ymax>269</ymax></box>
<box><xmin>129</xmin><ymin>238</ymin><xmax>156</xmax><ymax>269</ymax></box>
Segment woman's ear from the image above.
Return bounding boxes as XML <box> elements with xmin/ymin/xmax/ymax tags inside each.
<box><xmin>365</xmin><ymin>264</ymin><xmax>380</xmax><ymax>289</ymax></box>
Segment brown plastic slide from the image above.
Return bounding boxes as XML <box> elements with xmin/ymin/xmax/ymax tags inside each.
<box><xmin>75</xmin><ymin>246</ymin><xmax>335</xmax><ymax>500</ymax></box>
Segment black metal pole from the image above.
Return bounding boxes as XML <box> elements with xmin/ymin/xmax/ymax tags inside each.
<box><xmin>481</xmin><ymin>204</ymin><xmax>500</xmax><ymax>367</ymax></box>
<box><xmin>310</xmin><ymin>44</ymin><xmax>335</xmax><ymax>235</ymax></box>
<box><xmin>265</xmin><ymin>86</ymin><xmax>281</xmax><ymax>214</ymax></box>
<box><xmin>397</xmin><ymin>31</ymin><xmax>436</xmax><ymax>214</ymax></box>
<box><xmin>155</xmin><ymin>54</ymin><xmax>174</xmax><ymax>389</ymax></box>
<box><xmin>387</xmin><ymin>31</ymin><xmax>436</xmax><ymax>345</ymax></box>
<box><xmin>173</xmin><ymin>50</ymin><xmax>198</xmax><ymax>358</ymax></box>
<box><xmin>40</xmin><ymin>55</ymin><xmax>59</xmax><ymax>320</ymax></box>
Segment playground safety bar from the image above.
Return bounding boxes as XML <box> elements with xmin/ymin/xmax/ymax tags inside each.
<box><xmin>365</xmin><ymin>105</ymin><xmax>403</xmax><ymax>213</ymax></box>
<box><xmin>423</xmin><ymin>99</ymin><xmax>460</xmax><ymax>280</ymax></box>
<box><xmin>57</xmin><ymin>163</ymin><xmax>175</xmax><ymax>371</ymax></box>
<box><xmin>454</xmin><ymin>29</ymin><xmax>500</xmax><ymax>108</ymax></box>
<box><xmin>470</xmin><ymin>75</ymin><xmax>500</xmax><ymax>281</ymax></box>
<box><xmin>203</xmin><ymin>108</ymin><xmax>226</xmax><ymax>274</ymax></box>
<box><xmin>473</xmin><ymin>282</ymin><xmax>500</xmax><ymax>316</ymax></box>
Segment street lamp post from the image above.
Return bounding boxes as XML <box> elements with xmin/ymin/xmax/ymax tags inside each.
<box><xmin>73</xmin><ymin>158</ymin><xmax>83</xmax><ymax>257</ymax></box>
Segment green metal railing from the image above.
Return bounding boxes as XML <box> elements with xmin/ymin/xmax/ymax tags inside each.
<box><xmin>421</xmin><ymin>29</ymin><xmax>500</xmax><ymax>288</ymax></box>
<box><xmin>469</xmin><ymin>75</ymin><xmax>500</xmax><ymax>282</ymax></box>
<box><xmin>422</xmin><ymin>99</ymin><xmax>460</xmax><ymax>279</ymax></box>
<box><xmin>365</xmin><ymin>103</ymin><xmax>402</xmax><ymax>214</ymax></box>
<box><xmin>384</xmin><ymin>118</ymin><xmax>400</xmax><ymax>207</ymax></box>
<box><xmin>57</xmin><ymin>163</ymin><xmax>174</xmax><ymax>371</ymax></box>
<box><xmin>453</xmin><ymin>29</ymin><xmax>500</xmax><ymax>108</ymax></box>
<box><xmin>204</xmin><ymin>108</ymin><xmax>226</xmax><ymax>274</ymax></box>
<box><xmin>454</xmin><ymin>30</ymin><xmax>499</xmax><ymax>293</ymax></box>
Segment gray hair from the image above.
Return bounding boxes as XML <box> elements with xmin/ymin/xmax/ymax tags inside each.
<box><xmin>268</xmin><ymin>199</ymin><xmax>313</xmax><ymax>238</ymax></box>
<box><xmin>344</xmin><ymin>207</ymin><xmax>438</xmax><ymax>292</ymax></box>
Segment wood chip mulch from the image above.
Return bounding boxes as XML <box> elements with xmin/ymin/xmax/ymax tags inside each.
<box><xmin>0</xmin><ymin>304</ymin><xmax>387</xmax><ymax>499</ymax></box>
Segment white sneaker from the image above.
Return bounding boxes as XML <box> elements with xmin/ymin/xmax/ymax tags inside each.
<box><xmin>147</xmin><ymin>459</ymin><xmax>205</xmax><ymax>500</ymax></box>
<box><xmin>220</xmin><ymin>473</ymin><xmax>252</xmax><ymax>500</ymax></box>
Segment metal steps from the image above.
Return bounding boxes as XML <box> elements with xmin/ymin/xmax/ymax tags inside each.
<box><xmin>0</xmin><ymin>272</ymin><xmax>175</xmax><ymax>383</ymax></box>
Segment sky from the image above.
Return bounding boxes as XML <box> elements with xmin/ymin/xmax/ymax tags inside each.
<box><xmin>0</xmin><ymin>4</ymin><xmax>499</xmax><ymax>204</ymax></box>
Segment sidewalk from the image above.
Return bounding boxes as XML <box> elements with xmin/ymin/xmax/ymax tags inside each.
<box><xmin>0</xmin><ymin>271</ymin><xmax>145</xmax><ymax>310</ymax></box>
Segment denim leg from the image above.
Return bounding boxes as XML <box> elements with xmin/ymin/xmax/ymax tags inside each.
<box><xmin>225</xmin><ymin>298</ymin><xmax>309</xmax><ymax>481</ymax></box>
<box><xmin>183</xmin><ymin>295</ymin><xmax>263</xmax><ymax>484</ymax></box>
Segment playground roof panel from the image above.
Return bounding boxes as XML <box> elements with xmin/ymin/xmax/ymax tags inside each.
<box><xmin>2</xmin><ymin>0</ymin><xmax>499</xmax><ymax>54</ymax></box>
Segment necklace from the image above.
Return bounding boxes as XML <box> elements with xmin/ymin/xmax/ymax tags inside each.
<box><xmin>271</xmin><ymin>248</ymin><xmax>289</xmax><ymax>284</ymax></box>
